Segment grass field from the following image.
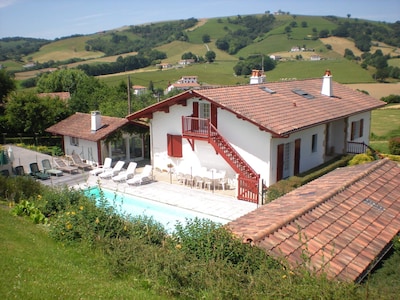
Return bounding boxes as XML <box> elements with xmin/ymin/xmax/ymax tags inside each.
<box><xmin>370</xmin><ymin>106</ymin><xmax>400</xmax><ymax>153</ymax></box>
<box><xmin>30</xmin><ymin>35</ymin><xmax>104</xmax><ymax>63</ymax></box>
<box><xmin>0</xmin><ymin>206</ymin><xmax>165</xmax><ymax>299</ymax></box>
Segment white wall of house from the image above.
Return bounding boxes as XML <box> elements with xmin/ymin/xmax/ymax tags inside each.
<box><xmin>347</xmin><ymin>111</ymin><xmax>372</xmax><ymax>145</ymax></box>
<box><xmin>217</xmin><ymin>108</ymin><xmax>272</xmax><ymax>184</ymax></box>
<box><xmin>270</xmin><ymin>125</ymin><xmax>325</xmax><ymax>185</ymax></box>
<box><xmin>63</xmin><ymin>137</ymin><xmax>99</xmax><ymax>165</ymax></box>
<box><xmin>326</xmin><ymin>119</ymin><xmax>346</xmax><ymax>154</ymax></box>
<box><xmin>151</xmin><ymin>101</ymin><xmax>193</xmax><ymax>171</ymax></box>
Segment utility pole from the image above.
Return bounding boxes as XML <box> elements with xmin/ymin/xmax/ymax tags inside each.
<box><xmin>127</xmin><ymin>75</ymin><xmax>131</xmax><ymax>114</ymax></box>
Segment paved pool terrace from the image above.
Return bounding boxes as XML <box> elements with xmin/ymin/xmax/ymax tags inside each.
<box><xmin>6</xmin><ymin>145</ymin><xmax>258</xmax><ymax>222</ymax></box>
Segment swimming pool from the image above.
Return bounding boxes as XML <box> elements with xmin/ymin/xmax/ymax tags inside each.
<box><xmin>85</xmin><ymin>187</ymin><xmax>228</xmax><ymax>232</ymax></box>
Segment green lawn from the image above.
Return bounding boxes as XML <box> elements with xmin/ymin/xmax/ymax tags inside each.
<box><xmin>371</xmin><ymin>107</ymin><xmax>400</xmax><ymax>138</ymax></box>
<box><xmin>0</xmin><ymin>206</ymin><xmax>167</xmax><ymax>299</ymax></box>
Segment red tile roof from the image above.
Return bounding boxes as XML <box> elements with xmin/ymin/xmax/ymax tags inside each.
<box><xmin>46</xmin><ymin>112</ymin><xmax>129</xmax><ymax>142</ymax></box>
<box><xmin>127</xmin><ymin>78</ymin><xmax>386</xmax><ymax>137</ymax></box>
<box><xmin>38</xmin><ymin>92</ymin><xmax>71</xmax><ymax>101</ymax></box>
<box><xmin>228</xmin><ymin>159</ymin><xmax>400</xmax><ymax>282</ymax></box>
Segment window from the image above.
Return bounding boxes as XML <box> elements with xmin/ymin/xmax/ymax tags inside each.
<box><xmin>167</xmin><ymin>134</ymin><xmax>182</xmax><ymax>157</ymax></box>
<box><xmin>351</xmin><ymin>119</ymin><xmax>364</xmax><ymax>141</ymax></box>
<box><xmin>199</xmin><ymin>102</ymin><xmax>210</xmax><ymax>119</ymax></box>
<box><xmin>311</xmin><ymin>134</ymin><xmax>317</xmax><ymax>153</ymax></box>
<box><xmin>70</xmin><ymin>136</ymin><xmax>79</xmax><ymax>146</ymax></box>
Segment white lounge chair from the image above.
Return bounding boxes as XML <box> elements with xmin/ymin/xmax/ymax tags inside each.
<box><xmin>90</xmin><ymin>157</ymin><xmax>112</xmax><ymax>176</ymax></box>
<box><xmin>126</xmin><ymin>165</ymin><xmax>153</xmax><ymax>185</ymax></box>
<box><xmin>112</xmin><ymin>162</ymin><xmax>137</xmax><ymax>182</ymax></box>
<box><xmin>99</xmin><ymin>160</ymin><xmax>125</xmax><ymax>179</ymax></box>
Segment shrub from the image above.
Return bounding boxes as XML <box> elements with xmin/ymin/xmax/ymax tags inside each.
<box><xmin>381</xmin><ymin>94</ymin><xmax>400</xmax><ymax>104</ymax></box>
<box><xmin>348</xmin><ymin>153</ymin><xmax>375</xmax><ymax>165</ymax></box>
<box><xmin>0</xmin><ymin>175</ymin><xmax>43</xmax><ymax>204</ymax></box>
<box><xmin>388</xmin><ymin>137</ymin><xmax>400</xmax><ymax>155</ymax></box>
<box><xmin>11</xmin><ymin>199</ymin><xmax>48</xmax><ymax>224</ymax></box>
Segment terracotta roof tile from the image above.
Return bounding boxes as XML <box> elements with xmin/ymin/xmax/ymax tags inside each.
<box><xmin>228</xmin><ymin>159</ymin><xmax>400</xmax><ymax>282</ymax></box>
<box><xmin>128</xmin><ymin>78</ymin><xmax>386</xmax><ymax>137</ymax></box>
<box><xmin>46</xmin><ymin>112</ymin><xmax>129</xmax><ymax>142</ymax></box>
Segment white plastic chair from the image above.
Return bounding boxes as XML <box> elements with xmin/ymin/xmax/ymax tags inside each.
<box><xmin>90</xmin><ymin>157</ymin><xmax>112</xmax><ymax>176</ymax></box>
<box><xmin>112</xmin><ymin>162</ymin><xmax>137</xmax><ymax>182</ymax></box>
<box><xmin>99</xmin><ymin>160</ymin><xmax>125</xmax><ymax>179</ymax></box>
<box><xmin>126</xmin><ymin>165</ymin><xmax>153</xmax><ymax>185</ymax></box>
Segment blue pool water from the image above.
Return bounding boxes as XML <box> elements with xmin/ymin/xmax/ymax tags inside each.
<box><xmin>85</xmin><ymin>187</ymin><xmax>228</xmax><ymax>232</ymax></box>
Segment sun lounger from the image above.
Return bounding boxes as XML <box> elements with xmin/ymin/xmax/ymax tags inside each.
<box><xmin>29</xmin><ymin>162</ymin><xmax>50</xmax><ymax>180</ymax></box>
<box><xmin>99</xmin><ymin>160</ymin><xmax>125</xmax><ymax>179</ymax></box>
<box><xmin>42</xmin><ymin>159</ymin><xmax>63</xmax><ymax>177</ymax></box>
<box><xmin>112</xmin><ymin>161</ymin><xmax>137</xmax><ymax>182</ymax></box>
<box><xmin>90</xmin><ymin>157</ymin><xmax>112</xmax><ymax>176</ymax></box>
<box><xmin>54</xmin><ymin>158</ymin><xmax>79</xmax><ymax>174</ymax></box>
<box><xmin>71</xmin><ymin>153</ymin><xmax>92</xmax><ymax>170</ymax></box>
<box><xmin>15</xmin><ymin>165</ymin><xmax>26</xmax><ymax>176</ymax></box>
<box><xmin>126</xmin><ymin>165</ymin><xmax>153</xmax><ymax>185</ymax></box>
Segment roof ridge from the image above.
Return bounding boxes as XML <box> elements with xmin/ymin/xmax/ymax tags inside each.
<box><xmin>247</xmin><ymin>159</ymin><xmax>391</xmax><ymax>243</ymax></box>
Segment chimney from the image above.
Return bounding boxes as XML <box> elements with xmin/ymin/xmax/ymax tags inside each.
<box><xmin>91</xmin><ymin>111</ymin><xmax>101</xmax><ymax>132</ymax></box>
<box><xmin>321</xmin><ymin>69</ymin><xmax>333</xmax><ymax>97</ymax></box>
<box><xmin>250</xmin><ymin>69</ymin><xmax>266</xmax><ymax>84</ymax></box>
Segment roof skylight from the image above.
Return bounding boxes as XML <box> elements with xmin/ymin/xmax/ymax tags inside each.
<box><xmin>259</xmin><ymin>86</ymin><xmax>276</xmax><ymax>94</ymax></box>
<box><xmin>292</xmin><ymin>88</ymin><xmax>314</xmax><ymax>99</ymax></box>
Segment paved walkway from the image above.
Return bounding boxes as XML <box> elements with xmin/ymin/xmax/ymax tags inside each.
<box><xmin>4</xmin><ymin>145</ymin><xmax>258</xmax><ymax>222</ymax></box>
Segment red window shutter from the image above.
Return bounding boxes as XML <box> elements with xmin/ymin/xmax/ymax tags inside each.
<box><xmin>359</xmin><ymin>119</ymin><xmax>364</xmax><ymax>138</ymax></box>
<box><xmin>192</xmin><ymin>102</ymin><xmax>199</xmax><ymax>117</ymax></box>
<box><xmin>167</xmin><ymin>134</ymin><xmax>182</xmax><ymax>157</ymax></box>
<box><xmin>350</xmin><ymin>121</ymin><xmax>355</xmax><ymax>141</ymax></box>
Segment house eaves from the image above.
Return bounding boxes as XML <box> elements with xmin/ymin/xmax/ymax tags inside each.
<box><xmin>46</xmin><ymin>112</ymin><xmax>130</xmax><ymax>142</ymax></box>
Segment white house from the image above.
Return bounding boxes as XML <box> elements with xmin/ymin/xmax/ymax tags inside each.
<box><xmin>46</xmin><ymin>112</ymin><xmax>147</xmax><ymax>166</ymax></box>
<box><xmin>132</xmin><ymin>85</ymin><xmax>147</xmax><ymax>96</ymax></box>
<box><xmin>166</xmin><ymin>75</ymin><xmax>201</xmax><ymax>93</ymax></box>
<box><xmin>127</xmin><ymin>70</ymin><xmax>386</xmax><ymax>203</ymax></box>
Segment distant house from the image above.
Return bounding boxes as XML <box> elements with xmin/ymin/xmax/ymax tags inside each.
<box><xmin>290</xmin><ymin>46</ymin><xmax>300</xmax><ymax>52</ymax></box>
<box><xmin>157</xmin><ymin>62</ymin><xmax>173</xmax><ymax>69</ymax></box>
<box><xmin>166</xmin><ymin>75</ymin><xmax>200</xmax><ymax>93</ymax></box>
<box><xmin>127</xmin><ymin>70</ymin><xmax>386</xmax><ymax>203</ymax></box>
<box><xmin>23</xmin><ymin>62</ymin><xmax>36</xmax><ymax>69</ymax></box>
<box><xmin>179</xmin><ymin>59</ymin><xmax>195</xmax><ymax>66</ymax></box>
<box><xmin>46</xmin><ymin>112</ymin><xmax>146</xmax><ymax>166</ymax></box>
<box><xmin>132</xmin><ymin>85</ymin><xmax>147</xmax><ymax>96</ymax></box>
<box><xmin>310</xmin><ymin>55</ymin><xmax>321</xmax><ymax>61</ymax></box>
<box><xmin>229</xmin><ymin>158</ymin><xmax>400</xmax><ymax>282</ymax></box>
<box><xmin>269</xmin><ymin>55</ymin><xmax>282</xmax><ymax>61</ymax></box>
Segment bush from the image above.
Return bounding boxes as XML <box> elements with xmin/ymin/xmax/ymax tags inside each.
<box><xmin>381</xmin><ymin>94</ymin><xmax>400</xmax><ymax>104</ymax></box>
<box><xmin>388</xmin><ymin>137</ymin><xmax>400</xmax><ymax>155</ymax></box>
<box><xmin>266</xmin><ymin>155</ymin><xmax>353</xmax><ymax>202</ymax></box>
<box><xmin>348</xmin><ymin>153</ymin><xmax>375</xmax><ymax>166</ymax></box>
<box><xmin>0</xmin><ymin>175</ymin><xmax>43</xmax><ymax>204</ymax></box>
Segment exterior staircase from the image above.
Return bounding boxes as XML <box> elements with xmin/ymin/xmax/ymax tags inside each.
<box><xmin>208</xmin><ymin>124</ymin><xmax>260</xmax><ymax>203</ymax></box>
<box><xmin>182</xmin><ymin>116</ymin><xmax>260</xmax><ymax>203</ymax></box>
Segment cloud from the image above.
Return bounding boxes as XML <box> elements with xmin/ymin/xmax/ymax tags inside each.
<box><xmin>0</xmin><ymin>0</ymin><xmax>19</xmax><ymax>9</ymax></box>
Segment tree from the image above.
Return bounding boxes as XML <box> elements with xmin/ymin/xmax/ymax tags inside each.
<box><xmin>0</xmin><ymin>69</ymin><xmax>16</xmax><ymax>103</ymax></box>
<box><xmin>205</xmin><ymin>51</ymin><xmax>216</xmax><ymax>63</ymax></box>
<box><xmin>36</xmin><ymin>69</ymin><xmax>90</xmax><ymax>94</ymax></box>
<box><xmin>202</xmin><ymin>34</ymin><xmax>210</xmax><ymax>43</ymax></box>
<box><xmin>5</xmin><ymin>91</ymin><xmax>68</xmax><ymax>136</ymax></box>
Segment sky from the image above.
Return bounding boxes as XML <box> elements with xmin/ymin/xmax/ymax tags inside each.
<box><xmin>0</xmin><ymin>0</ymin><xmax>399</xmax><ymax>40</ymax></box>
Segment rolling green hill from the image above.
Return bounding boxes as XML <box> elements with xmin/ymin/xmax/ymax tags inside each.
<box><xmin>2</xmin><ymin>14</ymin><xmax>399</xmax><ymax>88</ymax></box>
